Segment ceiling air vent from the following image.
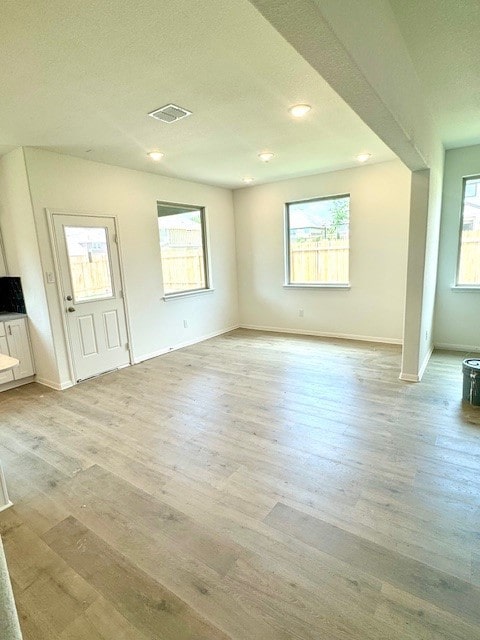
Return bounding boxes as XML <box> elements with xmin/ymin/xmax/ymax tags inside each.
<box><xmin>148</xmin><ymin>104</ymin><xmax>192</xmax><ymax>123</ymax></box>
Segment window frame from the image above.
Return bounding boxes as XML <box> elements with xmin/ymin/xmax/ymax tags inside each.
<box><xmin>157</xmin><ymin>200</ymin><xmax>211</xmax><ymax>298</ymax></box>
<box><xmin>455</xmin><ymin>175</ymin><xmax>480</xmax><ymax>289</ymax></box>
<box><xmin>284</xmin><ymin>193</ymin><xmax>351</xmax><ymax>288</ymax></box>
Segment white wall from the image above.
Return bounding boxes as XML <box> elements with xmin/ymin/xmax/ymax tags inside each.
<box><xmin>419</xmin><ymin>161</ymin><xmax>444</xmax><ymax>362</ymax></box>
<box><xmin>0</xmin><ymin>148</ymin><xmax>59</xmax><ymax>384</ymax></box>
<box><xmin>0</xmin><ymin>227</ymin><xmax>7</xmax><ymax>276</ymax></box>
<box><xmin>400</xmin><ymin>157</ymin><xmax>444</xmax><ymax>381</ymax></box>
<box><xmin>434</xmin><ymin>144</ymin><xmax>480</xmax><ymax>351</ymax></box>
<box><xmin>23</xmin><ymin>148</ymin><xmax>239</xmax><ymax>387</ymax></box>
<box><xmin>233</xmin><ymin>160</ymin><xmax>411</xmax><ymax>343</ymax></box>
<box><xmin>250</xmin><ymin>0</ymin><xmax>437</xmax><ymax>171</ymax></box>
<box><xmin>251</xmin><ymin>0</ymin><xmax>445</xmax><ymax>381</ymax></box>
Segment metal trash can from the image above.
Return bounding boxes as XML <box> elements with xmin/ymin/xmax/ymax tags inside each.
<box><xmin>462</xmin><ymin>358</ymin><xmax>480</xmax><ymax>406</ymax></box>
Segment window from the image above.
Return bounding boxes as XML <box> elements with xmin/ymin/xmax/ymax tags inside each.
<box><xmin>157</xmin><ymin>202</ymin><xmax>209</xmax><ymax>295</ymax></box>
<box><xmin>286</xmin><ymin>194</ymin><xmax>350</xmax><ymax>286</ymax></box>
<box><xmin>457</xmin><ymin>177</ymin><xmax>480</xmax><ymax>287</ymax></box>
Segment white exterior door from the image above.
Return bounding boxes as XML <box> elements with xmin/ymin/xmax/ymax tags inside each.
<box><xmin>52</xmin><ymin>214</ymin><xmax>130</xmax><ymax>382</ymax></box>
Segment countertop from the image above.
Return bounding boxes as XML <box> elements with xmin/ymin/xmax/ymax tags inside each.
<box><xmin>0</xmin><ymin>354</ymin><xmax>18</xmax><ymax>372</ymax></box>
<box><xmin>0</xmin><ymin>537</ymin><xmax>23</xmax><ymax>640</ymax></box>
<box><xmin>0</xmin><ymin>313</ymin><xmax>27</xmax><ymax>322</ymax></box>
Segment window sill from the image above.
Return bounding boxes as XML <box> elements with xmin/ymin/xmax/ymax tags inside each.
<box><xmin>162</xmin><ymin>288</ymin><xmax>215</xmax><ymax>301</ymax></box>
<box><xmin>451</xmin><ymin>285</ymin><xmax>480</xmax><ymax>292</ymax></box>
<box><xmin>283</xmin><ymin>283</ymin><xmax>351</xmax><ymax>290</ymax></box>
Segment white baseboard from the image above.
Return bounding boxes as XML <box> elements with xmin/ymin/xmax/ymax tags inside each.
<box><xmin>36</xmin><ymin>377</ymin><xmax>74</xmax><ymax>391</ymax></box>
<box><xmin>37</xmin><ymin>326</ymin><xmax>240</xmax><ymax>390</ymax></box>
<box><xmin>418</xmin><ymin>345</ymin><xmax>434</xmax><ymax>380</ymax></box>
<box><xmin>0</xmin><ymin>501</ymin><xmax>13</xmax><ymax>513</ymax></box>
<box><xmin>398</xmin><ymin>372</ymin><xmax>420</xmax><ymax>382</ymax></box>
<box><xmin>0</xmin><ymin>375</ymin><xmax>36</xmax><ymax>392</ymax></box>
<box><xmin>239</xmin><ymin>324</ymin><xmax>402</xmax><ymax>345</ymax></box>
<box><xmin>133</xmin><ymin>324</ymin><xmax>240</xmax><ymax>364</ymax></box>
<box><xmin>399</xmin><ymin>345</ymin><xmax>434</xmax><ymax>383</ymax></box>
<box><xmin>434</xmin><ymin>342</ymin><xmax>480</xmax><ymax>353</ymax></box>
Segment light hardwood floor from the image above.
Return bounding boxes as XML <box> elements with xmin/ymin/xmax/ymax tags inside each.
<box><xmin>0</xmin><ymin>328</ymin><xmax>479</xmax><ymax>639</ymax></box>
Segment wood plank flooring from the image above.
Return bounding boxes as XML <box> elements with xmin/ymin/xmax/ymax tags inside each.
<box><xmin>0</xmin><ymin>328</ymin><xmax>479</xmax><ymax>639</ymax></box>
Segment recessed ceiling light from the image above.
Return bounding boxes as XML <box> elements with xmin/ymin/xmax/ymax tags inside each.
<box><xmin>147</xmin><ymin>151</ymin><xmax>164</xmax><ymax>161</ymax></box>
<box><xmin>242</xmin><ymin>177</ymin><xmax>255</xmax><ymax>184</ymax></box>
<box><xmin>289</xmin><ymin>104</ymin><xmax>311</xmax><ymax>118</ymax></box>
<box><xmin>356</xmin><ymin>153</ymin><xmax>371</xmax><ymax>163</ymax></box>
<box><xmin>258</xmin><ymin>152</ymin><xmax>274</xmax><ymax>162</ymax></box>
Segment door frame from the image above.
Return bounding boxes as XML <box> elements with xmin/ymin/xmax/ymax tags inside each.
<box><xmin>46</xmin><ymin>209</ymin><xmax>134</xmax><ymax>385</ymax></box>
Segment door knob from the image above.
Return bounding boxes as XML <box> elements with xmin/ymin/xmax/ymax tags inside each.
<box><xmin>67</xmin><ymin>307</ymin><xmax>76</xmax><ymax>313</ymax></box>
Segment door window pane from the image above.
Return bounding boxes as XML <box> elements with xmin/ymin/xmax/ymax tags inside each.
<box><xmin>64</xmin><ymin>226</ymin><xmax>114</xmax><ymax>302</ymax></box>
<box><xmin>157</xmin><ymin>203</ymin><xmax>208</xmax><ymax>295</ymax></box>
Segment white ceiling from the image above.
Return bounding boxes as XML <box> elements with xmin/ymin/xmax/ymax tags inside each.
<box><xmin>0</xmin><ymin>146</ymin><xmax>16</xmax><ymax>157</ymax></box>
<box><xmin>390</xmin><ymin>0</ymin><xmax>480</xmax><ymax>150</ymax></box>
<box><xmin>0</xmin><ymin>0</ymin><xmax>395</xmax><ymax>189</ymax></box>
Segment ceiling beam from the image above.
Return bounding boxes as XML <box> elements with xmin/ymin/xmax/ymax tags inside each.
<box><xmin>248</xmin><ymin>0</ymin><xmax>440</xmax><ymax>170</ymax></box>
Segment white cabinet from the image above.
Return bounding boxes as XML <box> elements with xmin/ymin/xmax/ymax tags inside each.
<box><xmin>0</xmin><ymin>335</ymin><xmax>14</xmax><ymax>385</ymax></box>
<box><xmin>5</xmin><ymin>319</ymin><xmax>34</xmax><ymax>379</ymax></box>
<box><xmin>0</xmin><ymin>317</ymin><xmax>34</xmax><ymax>388</ymax></box>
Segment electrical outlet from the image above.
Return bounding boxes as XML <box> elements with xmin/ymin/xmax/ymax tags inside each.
<box><xmin>425</xmin><ymin>330</ymin><xmax>428</xmax><ymax>341</ymax></box>
<box><xmin>298</xmin><ymin>309</ymin><xmax>304</xmax><ymax>318</ymax></box>
<box><xmin>183</xmin><ymin>319</ymin><xmax>188</xmax><ymax>328</ymax></box>
<box><xmin>46</xmin><ymin>271</ymin><xmax>56</xmax><ymax>284</ymax></box>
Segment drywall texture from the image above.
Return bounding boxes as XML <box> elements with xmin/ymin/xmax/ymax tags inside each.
<box><xmin>250</xmin><ymin>0</ymin><xmax>436</xmax><ymax>170</ymax></box>
<box><xmin>234</xmin><ymin>160</ymin><xmax>411</xmax><ymax>342</ymax></box>
<box><xmin>400</xmin><ymin>160</ymin><xmax>444</xmax><ymax>380</ymax></box>
<box><xmin>0</xmin><ymin>148</ymin><xmax>59</xmax><ymax>385</ymax></box>
<box><xmin>0</xmin><ymin>231</ymin><xmax>7</xmax><ymax>277</ymax></box>
<box><xmin>434</xmin><ymin>145</ymin><xmax>480</xmax><ymax>351</ymax></box>
<box><xmin>23</xmin><ymin>148</ymin><xmax>239</xmax><ymax>387</ymax></box>
<box><xmin>418</xmin><ymin>161</ymin><xmax>444</xmax><ymax>365</ymax></box>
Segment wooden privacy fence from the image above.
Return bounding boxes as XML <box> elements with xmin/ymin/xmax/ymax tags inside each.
<box><xmin>161</xmin><ymin>247</ymin><xmax>205</xmax><ymax>292</ymax></box>
<box><xmin>161</xmin><ymin>228</ymin><xmax>202</xmax><ymax>246</ymax></box>
<box><xmin>69</xmin><ymin>254</ymin><xmax>112</xmax><ymax>300</ymax></box>
<box><xmin>70</xmin><ymin>230</ymin><xmax>478</xmax><ymax>295</ymax></box>
<box><xmin>70</xmin><ymin>248</ymin><xmax>206</xmax><ymax>297</ymax></box>
<box><xmin>290</xmin><ymin>240</ymin><xmax>349</xmax><ymax>283</ymax></box>
<box><xmin>458</xmin><ymin>229</ymin><xmax>480</xmax><ymax>284</ymax></box>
